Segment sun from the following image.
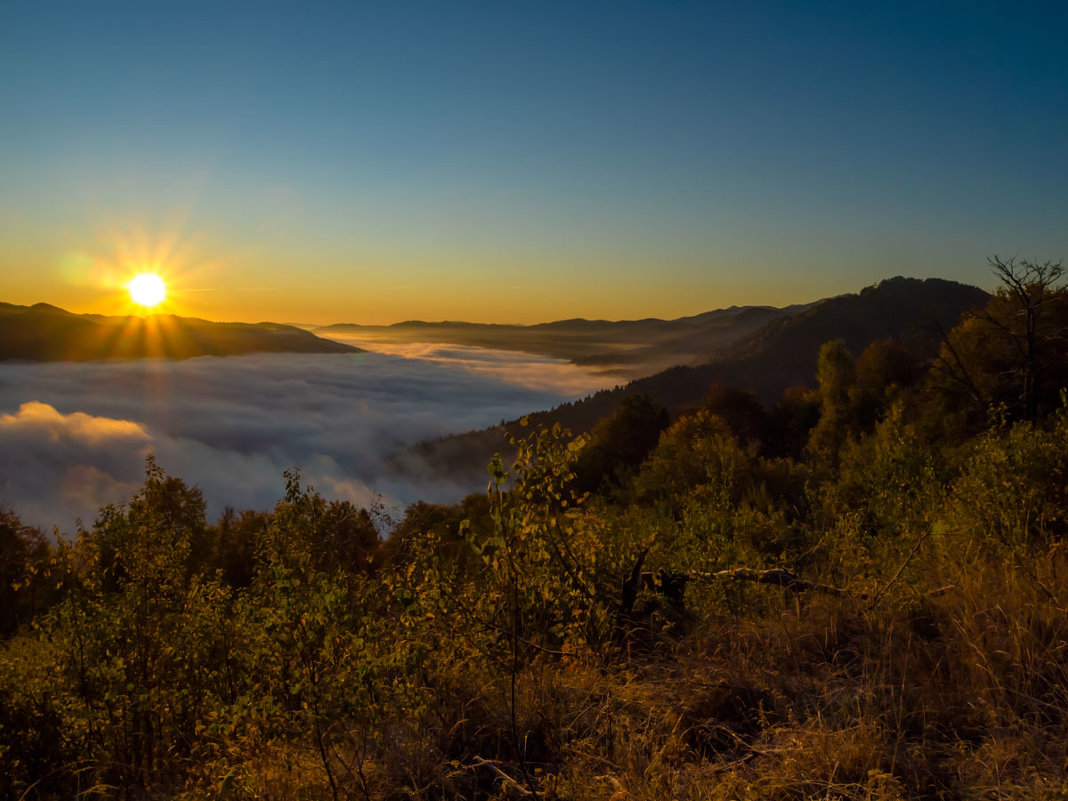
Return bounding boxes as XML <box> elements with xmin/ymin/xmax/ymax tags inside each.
<box><xmin>128</xmin><ymin>273</ymin><xmax>167</xmax><ymax>309</ymax></box>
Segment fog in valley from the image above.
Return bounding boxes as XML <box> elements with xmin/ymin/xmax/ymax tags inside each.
<box><xmin>0</xmin><ymin>347</ymin><xmax>611</xmax><ymax>533</ymax></box>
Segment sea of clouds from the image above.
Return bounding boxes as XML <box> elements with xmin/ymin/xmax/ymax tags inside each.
<box><xmin>0</xmin><ymin>345</ymin><xmax>613</xmax><ymax>533</ymax></box>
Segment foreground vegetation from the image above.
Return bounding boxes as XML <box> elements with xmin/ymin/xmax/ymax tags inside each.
<box><xmin>2</xmin><ymin>258</ymin><xmax>1067</xmax><ymax>800</ymax></box>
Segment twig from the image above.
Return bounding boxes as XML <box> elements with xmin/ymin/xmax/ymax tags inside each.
<box><xmin>869</xmin><ymin>526</ymin><xmax>936</xmax><ymax>607</ymax></box>
<box><xmin>449</xmin><ymin>756</ymin><xmax>534</xmax><ymax>796</ymax></box>
<box><xmin>695</xmin><ymin>568</ymin><xmax>855</xmax><ymax>598</ymax></box>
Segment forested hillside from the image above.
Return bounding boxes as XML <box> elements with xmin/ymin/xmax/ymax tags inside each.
<box><xmin>2</xmin><ymin>259</ymin><xmax>1066</xmax><ymax>800</ymax></box>
<box><xmin>400</xmin><ymin>276</ymin><xmax>988</xmax><ymax>479</ymax></box>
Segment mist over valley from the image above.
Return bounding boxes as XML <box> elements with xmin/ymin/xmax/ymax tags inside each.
<box><xmin>0</xmin><ymin>347</ymin><xmax>611</xmax><ymax>532</ymax></box>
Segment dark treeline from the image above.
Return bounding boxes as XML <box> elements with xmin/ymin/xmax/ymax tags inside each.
<box><xmin>2</xmin><ymin>258</ymin><xmax>1068</xmax><ymax>800</ymax></box>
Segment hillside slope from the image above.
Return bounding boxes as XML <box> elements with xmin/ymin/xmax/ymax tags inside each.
<box><xmin>0</xmin><ymin>303</ymin><xmax>360</xmax><ymax>361</ymax></box>
<box><xmin>619</xmin><ymin>276</ymin><xmax>989</xmax><ymax>410</ymax></box>
<box><xmin>400</xmin><ymin>277</ymin><xmax>989</xmax><ymax>475</ymax></box>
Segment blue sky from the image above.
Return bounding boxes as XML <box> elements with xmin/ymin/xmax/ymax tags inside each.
<box><xmin>1</xmin><ymin>0</ymin><xmax>1066</xmax><ymax>323</ymax></box>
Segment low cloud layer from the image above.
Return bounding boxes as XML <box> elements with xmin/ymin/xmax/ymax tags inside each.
<box><xmin>0</xmin><ymin>348</ymin><xmax>612</xmax><ymax>533</ymax></box>
<box><xmin>320</xmin><ymin>335</ymin><xmax>617</xmax><ymax>396</ymax></box>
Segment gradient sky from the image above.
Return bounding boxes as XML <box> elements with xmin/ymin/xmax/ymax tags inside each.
<box><xmin>2</xmin><ymin>0</ymin><xmax>1066</xmax><ymax>324</ymax></box>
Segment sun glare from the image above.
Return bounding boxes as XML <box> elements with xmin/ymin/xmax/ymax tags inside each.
<box><xmin>128</xmin><ymin>273</ymin><xmax>167</xmax><ymax>309</ymax></box>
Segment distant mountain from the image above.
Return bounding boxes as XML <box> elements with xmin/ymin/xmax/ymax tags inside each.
<box><xmin>397</xmin><ymin>277</ymin><xmax>989</xmax><ymax>476</ymax></box>
<box><xmin>618</xmin><ymin>275</ymin><xmax>990</xmax><ymax>408</ymax></box>
<box><xmin>0</xmin><ymin>302</ymin><xmax>360</xmax><ymax>361</ymax></box>
<box><xmin>316</xmin><ymin>303</ymin><xmax>810</xmax><ymax>378</ymax></box>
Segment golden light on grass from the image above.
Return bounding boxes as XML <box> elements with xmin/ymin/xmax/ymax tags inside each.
<box><xmin>128</xmin><ymin>273</ymin><xmax>167</xmax><ymax>309</ymax></box>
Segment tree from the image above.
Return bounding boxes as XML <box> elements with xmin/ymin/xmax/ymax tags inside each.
<box><xmin>632</xmin><ymin>409</ymin><xmax>751</xmax><ymax>511</ymax></box>
<box><xmin>807</xmin><ymin>339</ymin><xmax>857</xmax><ymax>467</ymax></box>
<box><xmin>0</xmin><ymin>508</ymin><xmax>54</xmax><ymax>638</ymax></box>
<box><xmin>570</xmin><ymin>394</ymin><xmax>670</xmax><ymax>496</ymax></box>
<box><xmin>685</xmin><ymin>384</ymin><xmax>770</xmax><ymax>446</ymax></box>
<box><xmin>932</xmin><ymin>256</ymin><xmax>1067</xmax><ymax>428</ymax></box>
<box><xmin>39</xmin><ymin>458</ymin><xmax>233</xmax><ymax>796</ymax></box>
<box><xmin>986</xmin><ymin>256</ymin><xmax>1066</xmax><ymax>421</ymax></box>
<box><xmin>852</xmin><ymin>338</ymin><xmax>922</xmax><ymax>429</ymax></box>
<box><xmin>769</xmin><ymin>384</ymin><xmax>820</xmax><ymax>458</ymax></box>
<box><xmin>257</xmin><ymin>470</ymin><xmax>380</xmax><ymax>578</ymax></box>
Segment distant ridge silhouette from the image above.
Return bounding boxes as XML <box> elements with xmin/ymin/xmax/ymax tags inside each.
<box><xmin>0</xmin><ymin>302</ymin><xmax>360</xmax><ymax>361</ymax></box>
<box><xmin>317</xmin><ymin>302</ymin><xmax>812</xmax><ymax>377</ymax></box>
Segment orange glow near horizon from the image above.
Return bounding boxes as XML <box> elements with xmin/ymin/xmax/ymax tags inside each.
<box><xmin>59</xmin><ymin>222</ymin><xmax>221</xmax><ymax>320</ymax></box>
<box><xmin>35</xmin><ymin>219</ymin><xmax>832</xmax><ymax>327</ymax></box>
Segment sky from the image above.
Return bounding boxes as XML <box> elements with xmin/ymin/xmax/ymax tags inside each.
<box><xmin>2</xmin><ymin>0</ymin><xmax>1067</xmax><ymax>325</ymax></box>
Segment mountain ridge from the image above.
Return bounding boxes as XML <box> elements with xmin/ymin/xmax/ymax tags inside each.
<box><xmin>394</xmin><ymin>276</ymin><xmax>990</xmax><ymax>478</ymax></box>
<box><xmin>316</xmin><ymin>302</ymin><xmax>815</xmax><ymax>377</ymax></box>
<box><xmin>0</xmin><ymin>302</ymin><xmax>361</xmax><ymax>362</ymax></box>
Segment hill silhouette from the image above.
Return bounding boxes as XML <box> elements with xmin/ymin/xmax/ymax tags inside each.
<box><xmin>619</xmin><ymin>275</ymin><xmax>989</xmax><ymax>407</ymax></box>
<box><xmin>0</xmin><ymin>302</ymin><xmax>360</xmax><ymax>361</ymax></box>
<box><xmin>397</xmin><ymin>277</ymin><xmax>989</xmax><ymax>476</ymax></box>
<box><xmin>317</xmin><ymin>303</ymin><xmax>810</xmax><ymax>378</ymax></box>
